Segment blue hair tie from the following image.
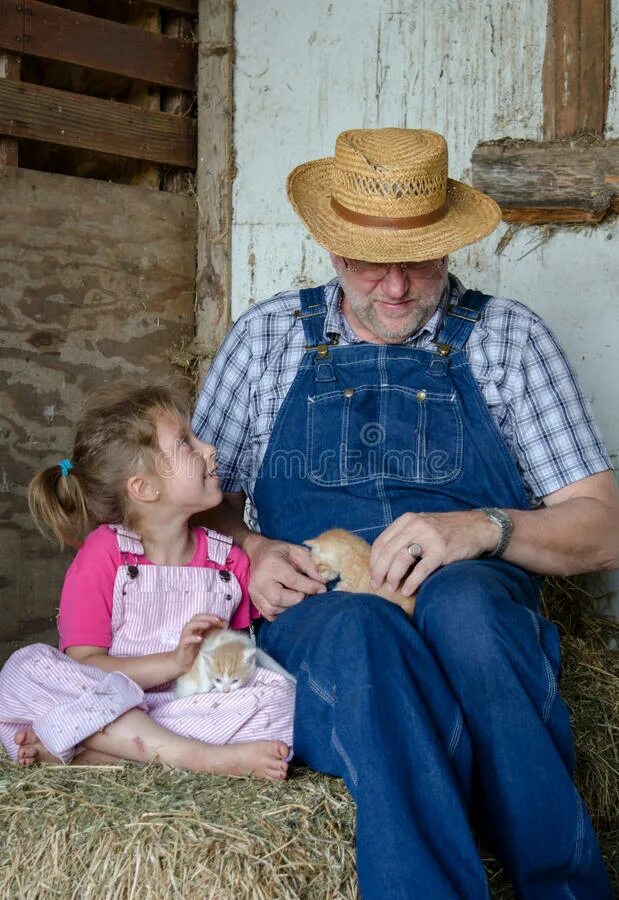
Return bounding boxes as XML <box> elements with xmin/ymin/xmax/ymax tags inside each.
<box><xmin>58</xmin><ymin>458</ymin><xmax>73</xmax><ymax>477</ymax></box>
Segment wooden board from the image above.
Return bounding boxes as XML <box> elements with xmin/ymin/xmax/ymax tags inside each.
<box><xmin>0</xmin><ymin>52</ymin><xmax>19</xmax><ymax>165</ymax></box>
<box><xmin>195</xmin><ymin>0</ymin><xmax>233</xmax><ymax>374</ymax></box>
<box><xmin>472</xmin><ymin>139</ymin><xmax>619</xmax><ymax>223</ymax></box>
<box><xmin>542</xmin><ymin>0</ymin><xmax>610</xmax><ymax>139</ymax></box>
<box><xmin>0</xmin><ymin>0</ymin><xmax>196</xmax><ymax>91</ymax></box>
<box><xmin>0</xmin><ymin>78</ymin><xmax>196</xmax><ymax>166</ymax></box>
<box><xmin>0</xmin><ymin>166</ymin><xmax>196</xmax><ymax>662</ymax></box>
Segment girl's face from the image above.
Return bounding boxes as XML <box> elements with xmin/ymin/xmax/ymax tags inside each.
<box><xmin>154</xmin><ymin>413</ymin><xmax>223</xmax><ymax>514</ymax></box>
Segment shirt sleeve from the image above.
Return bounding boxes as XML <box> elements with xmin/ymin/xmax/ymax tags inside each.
<box><xmin>192</xmin><ymin>315</ymin><xmax>253</xmax><ymax>493</ymax></box>
<box><xmin>227</xmin><ymin>544</ymin><xmax>261</xmax><ymax>629</ymax></box>
<box><xmin>57</xmin><ymin>526</ymin><xmax>120</xmax><ymax>652</ymax></box>
<box><xmin>510</xmin><ymin>315</ymin><xmax>612</xmax><ymax>499</ymax></box>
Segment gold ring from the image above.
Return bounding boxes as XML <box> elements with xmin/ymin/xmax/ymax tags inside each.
<box><xmin>407</xmin><ymin>542</ymin><xmax>422</xmax><ymax>558</ymax></box>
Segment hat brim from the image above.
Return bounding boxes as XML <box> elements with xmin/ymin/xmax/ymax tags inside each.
<box><xmin>287</xmin><ymin>157</ymin><xmax>502</xmax><ymax>262</ymax></box>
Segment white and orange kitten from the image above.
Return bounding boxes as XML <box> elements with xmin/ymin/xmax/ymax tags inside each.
<box><xmin>304</xmin><ymin>528</ymin><xmax>416</xmax><ymax>616</ymax></box>
<box><xmin>175</xmin><ymin>628</ymin><xmax>295</xmax><ymax>698</ymax></box>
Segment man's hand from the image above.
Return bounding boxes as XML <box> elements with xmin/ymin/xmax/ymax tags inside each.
<box><xmin>245</xmin><ymin>534</ymin><xmax>327</xmax><ymax>621</ymax></box>
<box><xmin>369</xmin><ymin>510</ymin><xmax>497</xmax><ymax>597</ymax></box>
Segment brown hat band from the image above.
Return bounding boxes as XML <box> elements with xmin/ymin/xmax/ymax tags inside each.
<box><xmin>330</xmin><ymin>196</ymin><xmax>449</xmax><ymax>230</ymax></box>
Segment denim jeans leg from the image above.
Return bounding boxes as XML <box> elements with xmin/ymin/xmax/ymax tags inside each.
<box><xmin>414</xmin><ymin>559</ymin><xmax>613</xmax><ymax>900</ymax></box>
<box><xmin>260</xmin><ymin>592</ymin><xmax>491</xmax><ymax>900</ymax></box>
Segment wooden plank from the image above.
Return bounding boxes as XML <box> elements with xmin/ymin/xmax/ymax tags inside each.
<box><xmin>472</xmin><ymin>139</ymin><xmax>619</xmax><ymax>224</ymax></box>
<box><xmin>0</xmin><ymin>0</ymin><xmax>196</xmax><ymax>91</ymax></box>
<box><xmin>0</xmin><ymin>79</ymin><xmax>196</xmax><ymax>167</ymax></box>
<box><xmin>542</xmin><ymin>0</ymin><xmax>610</xmax><ymax>139</ymax></box>
<box><xmin>0</xmin><ymin>165</ymin><xmax>196</xmax><ymax>661</ymax></box>
<box><xmin>195</xmin><ymin>0</ymin><xmax>233</xmax><ymax>372</ymax></box>
<box><xmin>0</xmin><ymin>52</ymin><xmax>19</xmax><ymax>165</ymax></box>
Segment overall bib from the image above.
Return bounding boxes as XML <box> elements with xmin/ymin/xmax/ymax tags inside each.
<box><xmin>254</xmin><ymin>287</ymin><xmax>612</xmax><ymax>899</ymax></box>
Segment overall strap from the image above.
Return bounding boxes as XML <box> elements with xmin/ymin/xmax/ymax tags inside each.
<box><xmin>203</xmin><ymin>528</ymin><xmax>233</xmax><ymax>565</ymax></box>
<box><xmin>435</xmin><ymin>290</ymin><xmax>493</xmax><ymax>353</ymax></box>
<box><xmin>295</xmin><ymin>286</ymin><xmax>337</xmax><ymax>352</ymax></box>
<box><xmin>109</xmin><ymin>523</ymin><xmax>144</xmax><ymax>566</ymax></box>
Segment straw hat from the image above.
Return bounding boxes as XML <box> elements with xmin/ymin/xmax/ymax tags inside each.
<box><xmin>286</xmin><ymin>128</ymin><xmax>501</xmax><ymax>262</ymax></box>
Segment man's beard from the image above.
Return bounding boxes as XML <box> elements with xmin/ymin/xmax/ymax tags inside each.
<box><xmin>345</xmin><ymin>284</ymin><xmax>445</xmax><ymax>343</ymax></box>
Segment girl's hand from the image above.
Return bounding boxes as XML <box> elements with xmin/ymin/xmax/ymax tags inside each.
<box><xmin>172</xmin><ymin>614</ymin><xmax>226</xmax><ymax>674</ymax></box>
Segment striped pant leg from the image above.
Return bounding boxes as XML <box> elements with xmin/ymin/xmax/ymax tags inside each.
<box><xmin>0</xmin><ymin>644</ymin><xmax>145</xmax><ymax>763</ymax></box>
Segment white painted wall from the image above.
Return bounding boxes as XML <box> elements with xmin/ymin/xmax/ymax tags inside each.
<box><xmin>229</xmin><ymin>0</ymin><xmax>619</xmax><ymax>609</ymax></box>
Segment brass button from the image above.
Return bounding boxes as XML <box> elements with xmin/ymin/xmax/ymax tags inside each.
<box><xmin>416</xmin><ymin>390</ymin><xmax>427</xmax><ymax>401</ymax></box>
<box><xmin>317</xmin><ymin>345</ymin><xmax>329</xmax><ymax>358</ymax></box>
<box><xmin>343</xmin><ymin>387</ymin><xmax>354</xmax><ymax>398</ymax></box>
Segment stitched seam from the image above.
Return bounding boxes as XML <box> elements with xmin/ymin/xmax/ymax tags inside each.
<box><xmin>447</xmin><ymin>709</ymin><xmax>463</xmax><ymax>759</ymax></box>
<box><xmin>561</xmin><ymin>882</ymin><xmax>577</xmax><ymax>900</ymax></box>
<box><xmin>300</xmin><ymin>661</ymin><xmax>336</xmax><ymax>707</ymax></box>
<box><xmin>563</xmin><ymin>791</ymin><xmax>586</xmax><ymax>889</ymax></box>
<box><xmin>527</xmin><ymin>609</ymin><xmax>557</xmax><ymax>724</ymax></box>
<box><xmin>331</xmin><ymin>727</ymin><xmax>358</xmax><ymax>788</ymax></box>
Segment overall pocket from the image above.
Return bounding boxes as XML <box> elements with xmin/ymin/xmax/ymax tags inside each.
<box><xmin>307</xmin><ymin>384</ymin><xmax>463</xmax><ymax>486</ymax></box>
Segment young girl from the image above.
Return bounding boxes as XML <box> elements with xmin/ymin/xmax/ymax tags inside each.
<box><xmin>0</xmin><ymin>381</ymin><xmax>294</xmax><ymax>780</ymax></box>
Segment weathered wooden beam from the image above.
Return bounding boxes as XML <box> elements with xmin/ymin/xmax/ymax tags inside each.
<box><xmin>542</xmin><ymin>0</ymin><xmax>610</xmax><ymax>139</ymax></box>
<box><xmin>472</xmin><ymin>139</ymin><xmax>619</xmax><ymax>224</ymax></box>
<box><xmin>0</xmin><ymin>0</ymin><xmax>196</xmax><ymax>91</ymax></box>
<box><xmin>0</xmin><ymin>78</ymin><xmax>196</xmax><ymax>167</ymax></box>
<box><xmin>195</xmin><ymin>0</ymin><xmax>234</xmax><ymax>371</ymax></box>
<box><xmin>0</xmin><ymin>52</ymin><xmax>19</xmax><ymax>166</ymax></box>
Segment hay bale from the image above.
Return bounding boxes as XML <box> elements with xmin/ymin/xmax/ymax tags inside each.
<box><xmin>0</xmin><ymin>577</ymin><xmax>617</xmax><ymax>897</ymax></box>
<box><xmin>0</xmin><ymin>763</ymin><xmax>357</xmax><ymax>899</ymax></box>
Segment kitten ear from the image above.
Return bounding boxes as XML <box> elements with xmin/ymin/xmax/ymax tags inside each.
<box><xmin>243</xmin><ymin>647</ymin><xmax>256</xmax><ymax>667</ymax></box>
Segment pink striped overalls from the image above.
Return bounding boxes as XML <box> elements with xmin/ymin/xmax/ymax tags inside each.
<box><xmin>0</xmin><ymin>526</ymin><xmax>295</xmax><ymax>762</ymax></box>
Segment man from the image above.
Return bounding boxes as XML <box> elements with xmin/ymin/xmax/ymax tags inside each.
<box><xmin>193</xmin><ymin>129</ymin><xmax>618</xmax><ymax>898</ymax></box>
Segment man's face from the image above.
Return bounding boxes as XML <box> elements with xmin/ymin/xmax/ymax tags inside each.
<box><xmin>333</xmin><ymin>254</ymin><xmax>449</xmax><ymax>344</ymax></box>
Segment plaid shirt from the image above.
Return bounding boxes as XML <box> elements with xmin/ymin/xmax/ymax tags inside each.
<box><xmin>193</xmin><ymin>275</ymin><xmax>610</xmax><ymax>526</ymax></box>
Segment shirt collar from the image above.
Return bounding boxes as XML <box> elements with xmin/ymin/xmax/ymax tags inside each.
<box><xmin>324</xmin><ymin>273</ymin><xmax>466</xmax><ymax>346</ymax></box>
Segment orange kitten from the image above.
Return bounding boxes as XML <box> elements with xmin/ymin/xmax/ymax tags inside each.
<box><xmin>175</xmin><ymin>629</ymin><xmax>295</xmax><ymax>698</ymax></box>
<box><xmin>304</xmin><ymin>528</ymin><xmax>416</xmax><ymax>616</ymax></box>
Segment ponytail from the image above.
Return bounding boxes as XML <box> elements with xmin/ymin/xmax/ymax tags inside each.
<box><xmin>27</xmin><ymin>379</ymin><xmax>192</xmax><ymax>549</ymax></box>
<box><xmin>28</xmin><ymin>461</ymin><xmax>91</xmax><ymax>549</ymax></box>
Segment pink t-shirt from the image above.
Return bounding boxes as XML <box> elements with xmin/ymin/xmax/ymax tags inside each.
<box><xmin>57</xmin><ymin>525</ymin><xmax>259</xmax><ymax>652</ymax></box>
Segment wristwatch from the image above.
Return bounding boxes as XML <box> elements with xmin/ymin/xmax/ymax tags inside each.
<box><xmin>480</xmin><ymin>508</ymin><xmax>513</xmax><ymax>557</ymax></box>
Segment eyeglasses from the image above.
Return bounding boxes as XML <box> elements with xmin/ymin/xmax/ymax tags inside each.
<box><xmin>342</xmin><ymin>257</ymin><xmax>444</xmax><ymax>281</ymax></box>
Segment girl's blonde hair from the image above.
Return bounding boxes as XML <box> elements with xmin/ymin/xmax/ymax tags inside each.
<box><xmin>28</xmin><ymin>380</ymin><xmax>192</xmax><ymax>548</ymax></box>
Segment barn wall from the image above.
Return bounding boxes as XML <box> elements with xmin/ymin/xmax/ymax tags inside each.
<box><xmin>227</xmin><ymin>0</ymin><xmax>619</xmax><ymax>609</ymax></box>
<box><xmin>0</xmin><ymin>167</ymin><xmax>196</xmax><ymax>661</ymax></box>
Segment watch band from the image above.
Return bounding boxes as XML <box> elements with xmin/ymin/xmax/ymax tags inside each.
<box><xmin>481</xmin><ymin>507</ymin><xmax>513</xmax><ymax>558</ymax></box>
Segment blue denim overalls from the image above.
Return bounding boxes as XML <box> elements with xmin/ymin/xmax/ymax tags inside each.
<box><xmin>255</xmin><ymin>286</ymin><xmax>612</xmax><ymax>899</ymax></box>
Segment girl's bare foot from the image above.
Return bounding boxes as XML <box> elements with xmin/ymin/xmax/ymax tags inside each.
<box><xmin>193</xmin><ymin>740</ymin><xmax>289</xmax><ymax>780</ymax></box>
<box><xmin>14</xmin><ymin>727</ymin><xmax>59</xmax><ymax>767</ymax></box>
